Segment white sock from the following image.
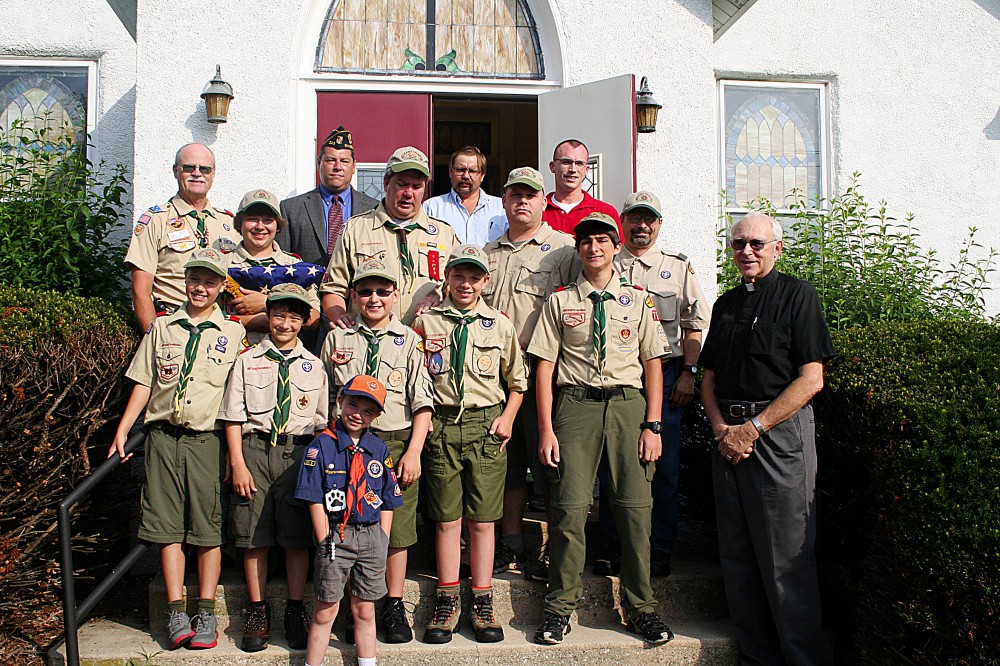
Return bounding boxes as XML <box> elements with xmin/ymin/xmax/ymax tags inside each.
<box><xmin>305</xmin><ymin>663</ymin><xmax>324</xmax><ymax>666</ymax></box>
<box><xmin>358</xmin><ymin>658</ymin><xmax>377</xmax><ymax>666</ymax></box>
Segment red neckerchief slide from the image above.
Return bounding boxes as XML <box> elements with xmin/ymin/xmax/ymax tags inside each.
<box><xmin>324</xmin><ymin>426</ymin><xmax>369</xmax><ymax>542</ymax></box>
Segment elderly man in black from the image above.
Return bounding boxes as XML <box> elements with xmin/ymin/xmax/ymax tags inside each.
<box><xmin>700</xmin><ymin>212</ymin><xmax>834</xmax><ymax>666</ymax></box>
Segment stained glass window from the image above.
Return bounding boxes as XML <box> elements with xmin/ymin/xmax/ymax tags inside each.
<box><xmin>720</xmin><ymin>82</ymin><xmax>828</xmax><ymax>211</ymax></box>
<box><xmin>0</xmin><ymin>64</ymin><xmax>90</xmax><ymax>147</ymax></box>
<box><xmin>316</xmin><ymin>0</ymin><xmax>544</xmax><ymax>79</ymax></box>
<box><xmin>355</xmin><ymin>164</ymin><xmax>387</xmax><ymax>200</ymax></box>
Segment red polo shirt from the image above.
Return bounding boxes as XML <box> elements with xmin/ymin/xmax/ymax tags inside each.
<box><xmin>542</xmin><ymin>191</ymin><xmax>623</xmax><ymax>237</ymax></box>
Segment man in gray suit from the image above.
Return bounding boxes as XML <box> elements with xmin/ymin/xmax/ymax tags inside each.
<box><xmin>277</xmin><ymin>126</ymin><xmax>379</xmax><ymax>267</ymax></box>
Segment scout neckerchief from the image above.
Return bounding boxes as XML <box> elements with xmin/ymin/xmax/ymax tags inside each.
<box><xmin>173</xmin><ymin>318</ymin><xmax>217</xmax><ymax>414</ymax></box>
<box><xmin>187</xmin><ymin>210</ymin><xmax>211</xmax><ymax>248</ymax></box>
<box><xmin>263</xmin><ymin>347</ymin><xmax>296</xmax><ymax>445</ymax></box>
<box><xmin>442</xmin><ymin>307</ymin><xmax>481</xmax><ymax>421</ymax></box>
<box><xmin>243</xmin><ymin>255</ymin><xmax>277</xmax><ymax>267</ymax></box>
<box><xmin>357</xmin><ymin>325</ymin><xmax>388</xmax><ymax>376</ymax></box>
<box><xmin>382</xmin><ymin>219</ymin><xmax>421</xmax><ymax>292</ymax></box>
<box><xmin>587</xmin><ymin>277</ymin><xmax>627</xmax><ymax>375</ymax></box>
<box><xmin>335</xmin><ymin>429</ymin><xmax>368</xmax><ymax>542</ymax></box>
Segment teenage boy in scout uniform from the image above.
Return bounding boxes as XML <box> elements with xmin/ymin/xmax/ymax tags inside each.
<box><xmin>126</xmin><ymin>143</ymin><xmax>239</xmax><ymax>332</ymax></box>
<box><xmin>321</xmin><ymin>146</ymin><xmax>458</xmax><ymax>327</ymax></box>
<box><xmin>295</xmin><ymin>376</ymin><xmax>402</xmax><ymax>666</ymax></box>
<box><xmin>527</xmin><ymin>213</ymin><xmax>674</xmax><ymax>646</ymax></box>
<box><xmin>413</xmin><ymin>244</ymin><xmax>528</xmax><ymax>644</ymax></box>
<box><xmin>109</xmin><ymin>248</ymin><xmax>246</xmax><ymax>651</ymax></box>
<box><xmin>482</xmin><ymin>166</ymin><xmax>578</xmax><ymax>578</ymax></box>
<box><xmin>219</xmin><ymin>283</ymin><xmax>329</xmax><ymax>652</ymax></box>
<box><xmin>320</xmin><ymin>259</ymin><xmax>434</xmax><ymax>643</ymax></box>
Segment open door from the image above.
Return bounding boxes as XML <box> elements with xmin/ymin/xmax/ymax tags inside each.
<box><xmin>537</xmin><ymin>74</ymin><xmax>637</xmax><ymax>210</ymax></box>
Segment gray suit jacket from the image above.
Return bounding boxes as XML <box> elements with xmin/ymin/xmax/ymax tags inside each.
<box><xmin>277</xmin><ymin>186</ymin><xmax>379</xmax><ymax>267</ymax></box>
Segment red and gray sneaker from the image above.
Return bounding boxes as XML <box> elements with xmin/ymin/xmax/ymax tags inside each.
<box><xmin>187</xmin><ymin>609</ymin><xmax>219</xmax><ymax>649</ymax></box>
<box><xmin>166</xmin><ymin>610</ymin><xmax>195</xmax><ymax>650</ymax></box>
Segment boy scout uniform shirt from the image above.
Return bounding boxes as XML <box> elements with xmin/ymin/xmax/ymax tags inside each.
<box><xmin>294</xmin><ymin>420</ymin><xmax>403</xmax><ymax>521</ymax></box>
<box><xmin>320</xmin><ymin>204</ymin><xmax>458</xmax><ymax>325</ymax></box>
<box><xmin>614</xmin><ymin>246</ymin><xmax>710</xmax><ymax>357</ymax></box>
<box><xmin>125</xmin><ymin>195</ymin><xmax>239</xmax><ymax>308</ymax></box>
<box><xmin>527</xmin><ymin>271</ymin><xmax>665</xmax><ymax>389</ymax></box>
<box><xmin>482</xmin><ymin>223</ymin><xmax>579</xmax><ymax>350</ymax></box>
<box><xmin>320</xmin><ymin>318</ymin><xmax>435</xmax><ymax>432</ymax></box>
<box><xmin>126</xmin><ymin>304</ymin><xmax>246</xmax><ymax>431</ymax></box>
<box><xmin>412</xmin><ymin>297</ymin><xmax>528</xmax><ymax>408</ymax></box>
<box><xmin>218</xmin><ymin>337</ymin><xmax>329</xmax><ymax>437</ymax></box>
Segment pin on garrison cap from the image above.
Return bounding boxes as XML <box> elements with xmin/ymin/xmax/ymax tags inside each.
<box><xmin>387</xmin><ymin>146</ymin><xmax>430</xmax><ymax>177</ymax></box>
<box><xmin>353</xmin><ymin>258</ymin><xmax>398</xmax><ymax>285</ymax></box>
<box><xmin>622</xmin><ymin>191</ymin><xmax>662</xmax><ymax>218</ymax></box>
<box><xmin>503</xmin><ymin>166</ymin><xmax>545</xmax><ymax>191</ymax></box>
<box><xmin>266</xmin><ymin>282</ymin><xmax>313</xmax><ymax>309</ymax></box>
<box><xmin>237</xmin><ymin>189</ymin><xmax>281</xmax><ymax>217</ymax></box>
<box><xmin>184</xmin><ymin>247</ymin><xmax>229</xmax><ymax>277</ymax></box>
<box><xmin>445</xmin><ymin>244</ymin><xmax>490</xmax><ymax>273</ymax></box>
<box><xmin>342</xmin><ymin>374</ymin><xmax>387</xmax><ymax>412</ymax></box>
<box><xmin>322</xmin><ymin>125</ymin><xmax>354</xmax><ymax>152</ymax></box>
<box><xmin>573</xmin><ymin>212</ymin><xmax>620</xmax><ymax>239</ymax></box>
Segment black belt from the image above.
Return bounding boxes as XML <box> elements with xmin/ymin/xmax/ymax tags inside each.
<box><xmin>720</xmin><ymin>400</ymin><xmax>771</xmax><ymax>418</ymax></box>
<box><xmin>155</xmin><ymin>422</ymin><xmax>204</xmax><ymax>438</ymax></box>
<box><xmin>375</xmin><ymin>428</ymin><xmax>412</xmax><ymax>442</ymax></box>
<box><xmin>250</xmin><ymin>431</ymin><xmax>312</xmax><ymax>446</ymax></box>
<box><xmin>564</xmin><ymin>386</ymin><xmax>627</xmax><ymax>402</ymax></box>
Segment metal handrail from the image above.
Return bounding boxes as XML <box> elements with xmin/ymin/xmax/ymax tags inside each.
<box><xmin>57</xmin><ymin>430</ymin><xmax>148</xmax><ymax>666</ymax></box>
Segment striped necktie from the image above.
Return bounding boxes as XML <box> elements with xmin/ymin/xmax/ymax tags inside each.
<box><xmin>587</xmin><ymin>291</ymin><xmax>614</xmax><ymax>374</ymax></box>
<box><xmin>357</xmin><ymin>326</ymin><xmax>387</xmax><ymax>376</ymax></box>
<box><xmin>382</xmin><ymin>219</ymin><xmax>420</xmax><ymax>291</ymax></box>
<box><xmin>327</xmin><ymin>195</ymin><xmax>344</xmax><ymax>256</ymax></box>
<box><xmin>443</xmin><ymin>310</ymin><xmax>480</xmax><ymax>419</ymax></box>
<box><xmin>173</xmin><ymin>319</ymin><xmax>216</xmax><ymax>414</ymax></box>
<box><xmin>263</xmin><ymin>348</ymin><xmax>294</xmax><ymax>445</ymax></box>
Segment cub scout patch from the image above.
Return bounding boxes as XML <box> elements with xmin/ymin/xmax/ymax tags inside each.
<box><xmin>364</xmin><ymin>489</ymin><xmax>382</xmax><ymax>509</ymax></box>
<box><xmin>387</xmin><ymin>369</ymin><xmax>403</xmax><ymax>388</ymax></box>
<box><xmin>384</xmin><ymin>456</ymin><xmax>394</xmax><ymax>469</ymax></box>
<box><xmin>424</xmin><ymin>336</ymin><xmax>447</xmax><ymax>353</ymax></box>
<box><xmin>367</xmin><ymin>460</ymin><xmax>383</xmax><ymax>478</ymax></box>
<box><xmin>416</xmin><ymin>340</ymin><xmax>425</xmax><ymax>353</ymax></box>
<box><xmin>619</xmin><ymin>328</ymin><xmax>632</xmax><ymax>342</ymax></box>
<box><xmin>332</xmin><ymin>348</ymin><xmax>355</xmax><ymax>364</ymax></box>
<box><xmin>158</xmin><ymin>363</ymin><xmax>179</xmax><ymax>381</ymax></box>
<box><xmin>562</xmin><ymin>309</ymin><xmax>586</xmax><ymax>327</ymax></box>
<box><xmin>297</xmin><ymin>395</ymin><xmax>310</xmax><ymax>409</ymax></box>
<box><xmin>168</xmin><ymin>217</ymin><xmax>185</xmax><ymax>230</ymax></box>
<box><xmin>476</xmin><ymin>354</ymin><xmax>493</xmax><ymax>373</ymax></box>
<box><xmin>618</xmin><ymin>293</ymin><xmax>632</xmax><ymax>307</ymax></box>
<box><xmin>133</xmin><ymin>224</ymin><xmax>144</xmax><ymax>236</ymax></box>
<box><xmin>645</xmin><ymin>294</ymin><xmax>654</xmax><ymax>309</ymax></box>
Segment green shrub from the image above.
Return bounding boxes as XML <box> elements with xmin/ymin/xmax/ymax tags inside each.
<box><xmin>0</xmin><ymin>120</ymin><xmax>130</xmax><ymax>302</ymax></box>
<box><xmin>817</xmin><ymin>320</ymin><xmax>1000</xmax><ymax>664</ymax></box>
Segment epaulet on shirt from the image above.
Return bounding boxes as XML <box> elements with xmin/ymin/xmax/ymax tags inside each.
<box><xmin>289</xmin><ymin>251</ymin><xmax>302</xmax><ymax>260</ymax></box>
<box><xmin>155</xmin><ymin>309</ymin><xmax>169</xmax><ymax>317</ymax></box>
<box><xmin>629</xmin><ymin>284</ymin><xmax>644</xmax><ymax>291</ymax></box>
<box><xmin>554</xmin><ymin>284</ymin><xmax>573</xmax><ymax>293</ymax></box>
<box><xmin>664</xmin><ymin>249</ymin><xmax>688</xmax><ymax>261</ymax></box>
<box><xmin>228</xmin><ymin>315</ymin><xmax>242</xmax><ymax>323</ymax></box>
<box><xmin>147</xmin><ymin>204</ymin><xmax>164</xmax><ymax>213</ymax></box>
<box><xmin>221</xmin><ymin>209</ymin><xmax>235</xmax><ymax>217</ymax></box>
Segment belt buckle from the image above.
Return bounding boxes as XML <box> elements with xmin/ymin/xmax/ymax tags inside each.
<box><xmin>728</xmin><ymin>404</ymin><xmax>747</xmax><ymax>418</ymax></box>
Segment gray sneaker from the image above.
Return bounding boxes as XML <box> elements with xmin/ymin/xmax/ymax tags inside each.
<box><xmin>187</xmin><ymin>609</ymin><xmax>218</xmax><ymax>649</ymax></box>
<box><xmin>167</xmin><ymin>610</ymin><xmax>195</xmax><ymax>650</ymax></box>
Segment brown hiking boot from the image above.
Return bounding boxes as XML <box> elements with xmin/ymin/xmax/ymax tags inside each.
<box><xmin>241</xmin><ymin>601</ymin><xmax>270</xmax><ymax>652</ymax></box>
<box><xmin>470</xmin><ymin>591</ymin><xmax>503</xmax><ymax>643</ymax></box>
<box><xmin>423</xmin><ymin>591</ymin><xmax>460</xmax><ymax>644</ymax></box>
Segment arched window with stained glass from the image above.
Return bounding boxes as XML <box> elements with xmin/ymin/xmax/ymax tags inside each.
<box><xmin>0</xmin><ymin>63</ymin><xmax>90</xmax><ymax>148</ymax></box>
<box><xmin>315</xmin><ymin>0</ymin><xmax>544</xmax><ymax>79</ymax></box>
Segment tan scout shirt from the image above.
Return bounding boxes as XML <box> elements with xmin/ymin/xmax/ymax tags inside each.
<box><xmin>527</xmin><ymin>271</ymin><xmax>664</xmax><ymax>390</ymax></box>
<box><xmin>482</xmin><ymin>223</ymin><xmax>580</xmax><ymax>351</ymax></box>
<box><xmin>320</xmin><ymin>317</ymin><xmax>435</xmax><ymax>433</ymax></box>
<box><xmin>320</xmin><ymin>204</ymin><xmax>458</xmax><ymax>325</ymax></box>
<box><xmin>412</xmin><ymin>297</ymin><xmax>528</xmax><ymax>409</ymax></box>
<box><xmin>218</xmin><ymin>338</ymin><xmax>329</xmax><ymax>437</ymax></box>
<box><xmin>125</xmin><ymin>195</ymin><xmax>239</xmax><ymax>308</ymax></box>
<box><xmin>126</xmin><ymin>304</ymin><xmax>246</xmax><ymax>431</ymax></box>
<box><xmin>614</xmin><ymin>246</ymin><xmax>710</xmax><ymax>357</ymax></box>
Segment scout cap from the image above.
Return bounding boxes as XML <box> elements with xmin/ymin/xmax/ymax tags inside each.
<box><xmin>322</xmin><ymin>125</ymin><xmax>354</xmax><ymax>152</ymax></box>
<box><xmin>622</xmin><ymin>191</ymin><xmax>662</xmax><ymax>218</ymax></box>
<box><xmin>503</xmin><ymin>166</ymin><xmax>545</xmax><ymax>191</ymax></box>
<box><xmin>446</xmin><ymin>244</ymin><xmax>489</xmax><ymax>273</ymax></box>
<box><xmin>342</xmin><ymin>374</ymin><xmax>387</xmax><ymax>412</ymax></box>
<box><xmin>237</xmin><ymin>189</ymin><xmax>281</xmax><ymax>217</ymax></box>
<box><xmin>184</xmin><ymin>247</ymin><xmax>229</xmax><ymax>277</ymax></box>
<box><xmin>387</xmin><ymin>146</ymin><xmax>430</xmax><ymax>177</ymax></box>
<box><xmin>266</xmin><ymin>283</ymin><xmax>313</xmax><ymax>309</ymax></box>
<box><xmin>352</xmin><ymin>258</ymin><xmax>398</xmax><ymax>285</ymax></box>
<box><xmin>574</xmin><ymin>212</ymin><xmax>620</xmax><ymax>239</ymax></box>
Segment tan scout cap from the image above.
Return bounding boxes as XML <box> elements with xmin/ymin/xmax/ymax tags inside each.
<box><xmin>622</xmin><ymin>191</ymin><xmax>662</xmax><ymax>218</ymax></box>
<box><xmin>574</xmin><ymin>212</ymin><xmax>619</xmax><ymax>238</ymax></box>
<box><xmin>446</xmin><ymin>244</ymin><xmax>489</xmax><ymax>273</ymax></box>
<box><xmin>387</xmin><ymin>146</ymin><xmax>430</xmax><ymax>177</ymax></box>
<box><xmin>353</xmin><ymin>258</ymin><xmax>398</xmax><ymax>285</ymax></box>
<box><xmin>237</xmin><ymin>189</ymin><xmax>281</xmax><ymax>217</ymax></box>
<box><xmin>503</xmin><ymin>166</ymin><xmax>545</xmax><ymax>191</ymax></box>
<box><xmin>184</xmin><ymin>247</ymin><xmax>229</xmax><ymax>277</ymax></box>
<box><xmin>266</xmin><ymin>283</ymin><xmax>313</xmax><ymax>309</ymax></box>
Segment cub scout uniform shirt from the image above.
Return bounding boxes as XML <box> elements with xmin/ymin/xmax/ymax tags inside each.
<box><xmin>218</xmin><ymin>337</ymin><xmax>329</xmax><ymax>437</ymax></box>
<box><xmin>412</xmin><ymin>297</ymin><xmax>528</xmax><ymax>408</ymax></box>
<box><xmin>320</xmin><ymin>204</ymin><xmax>458</xmax><ymax>325</ymax></box>
<box><xmin>527</xmin><ymin>271</ymin><xmax>665</xmax><ymax>389</ymax></box>
<box><xmin>320</xmin><ymin>318</ymin><xmax>435</xmax><ymax>432</ymax></box>
<box><xmin>125</xmin><ymin>195</ymin><xmax>239</xmax><ymax>308</ymax></box>
<box><xmin>614</xmin><ymin>245</ymin><xmax>709</xmax><ymax>357</ymax></box>
<box><xmin>126</xmin><ymin>304</ymin><xmax>246</xmax><ymax>431</ymax></box>
<box><xmin>482</xmin><ymin>223</ymin><xmax>579</xmax><ymax>350</ymax></box>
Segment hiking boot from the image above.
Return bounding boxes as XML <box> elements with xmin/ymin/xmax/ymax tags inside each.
<box><xmin>423</xmin><ymin>592</ymin><xmax>460</xmax><ymax>644</ymax></box>
<box><xmin>650</xmin><ymin>550</ymin><xmax>672</xmax><ymax>577</ymax></box>
<box><xmin>470</xmin><ymin>591</ymin><xmax>504</xmax><ymax>643</ymax></box>
<box><xmin>523</xmin><ymin>544</ymin><xmax>549</xmax><ymax>582</ymax></box>
<box><xmin>166</xmin><ymin>610</ymin><xmax>195</xmax><ymax>650</ymax></box>
<box><xmin>241</xmin><ymin>602</ymin><xmax>270</xmax><ymax>652</ymax></box>
<box><xmin>534</xmin><ymin>612</ymin><xmax>571</xmax><ymax>645</ymax></box>
<box><xmin>284</xmin><ymin>603</ymin><xmax>310</xmax><ymax>650</ymax></box>
<box><xmin>381</xmin><ymin>597</ymin><xmax>412</xmax><ymax>644</ymax></box>
<box><xmin>626</xmin><ymin>612</ymin><xmax>674</xmax><ymax>645</ymax></box>
<box><xmin>187</xmin><ymin>610</ymin><xmax>218</xmax><ymax>649</ymax></box>
<box><xmin>492</xmin><ymin>541</ymin><xmax>524</xmax><ymax>574</ymax></box>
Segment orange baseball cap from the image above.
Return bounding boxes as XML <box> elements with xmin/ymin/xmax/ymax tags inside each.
<box><xmin>341</xmin><ymin>375</ymin><xmax>387</xmax><ymax>412</ymax></box>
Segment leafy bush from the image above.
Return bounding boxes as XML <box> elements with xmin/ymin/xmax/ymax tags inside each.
<box><xmin>0</xmin><ymin>287</ymin><xmax>138</xmax><ymax>654</ymax></box>
<box><xmin>0</xmin><ymin>120</ymin><xmax>130</xmax><ymax>302</ymax></box>
<box><xmin>817</xmin><ymin>320</ymin><xmax>1000</xmax><ymax>665</ymax></box>
<box><xmin>718</xmin><ymin>174</ymin><xmax>997</xmax><ymax>328</ymax></box>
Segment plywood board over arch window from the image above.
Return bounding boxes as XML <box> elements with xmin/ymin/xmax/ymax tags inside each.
<box><xmin>315</xmin><ymin>0</ymin><xmax>544</xmax><ymax>79</ymax></box>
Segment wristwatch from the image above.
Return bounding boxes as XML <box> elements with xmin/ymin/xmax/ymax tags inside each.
<box><xmin>640</xmin><ymin>421</ymin><xmax>663</xmax><ymax>434</ymax></box>
<box><xmin>682</xmin><ymin>364</ymin><xmax>699</xmax><ymax>375</ymax></box>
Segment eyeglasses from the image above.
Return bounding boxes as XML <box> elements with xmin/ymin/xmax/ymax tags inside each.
<box><xmin>179</xmin><ymin>164</ymin><xmax>214</xmax><ymax>175</ymax></box>
<box><xmin>554</xmin><ymin>158</ymin><xmax>589</xmax><ymax>168</ymax></box>
<box><xmin>730</xmin><ymin>238</ymin><xmax>778</xmax><ymax>252</ymax></box>
<box><xmin>355</xmin><ymin>288</ymin><xmax>395</xmax><ymax>297</ymax></box>
<box><xmin>623</xmin><ymin>213</ymin><xmax>658</xmax><ymax>225</ymax></box>
<box><xmin>452</xmin><ymin>167</ymin><xmax>482</xmax><ymax>176</ymax></box>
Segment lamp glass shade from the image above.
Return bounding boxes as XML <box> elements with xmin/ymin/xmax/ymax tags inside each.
<box><xmin>636</xmin><ymin>104</ymin><xmax>659</xmax><ymax>133</ymax></box>
<box><xmin>204</xmin><ymin>94</ymin><xmax>232</xmax><ymax>124</ymax></box>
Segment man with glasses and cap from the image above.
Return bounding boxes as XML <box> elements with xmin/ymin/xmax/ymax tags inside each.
<box><xmin>700</xmin><ymin>212</ymin><xmax>835</xmax><ymax>665</ymax></box>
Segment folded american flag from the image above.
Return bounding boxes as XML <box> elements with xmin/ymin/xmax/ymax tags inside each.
<box><xmin>227</xmin><ymin>262</ymin><xmax>325</xmax><ymax>292</ymax></box>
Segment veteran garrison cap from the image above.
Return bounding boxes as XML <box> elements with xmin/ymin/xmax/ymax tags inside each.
<box><xmin>622</xmin><ymin>191</ymin><xmax>662</xmax><ymax>218</ymax></box>
<box><xmin>322</xmin><ymin>125</ymin><xmax>354</xmax><ymax>152</ymax></box>
<box><xmin>342</xmin><ymin>374</ymin><xmax>387</xmax><ymax>411</ymax></box>
<box><xmin>184</xmin><ymin>247</ymin><xmax>229</xmax><ymax>277</ymax></box>
<box><xmin>503</xmin><ymin>166</ymin><xmax>545</xmax><ymax>191</ymax></box>
<box><xmin>387</xmin><ymin>146</ymin><xmax>430</xmax><ymax>177</ymax></box>
<box><xmin>237</xmin><ymin>189</ymin><xmax>281</xmax><ymax>217</ymax></box>
<box><xmin>353</xmin><ymin>258</ymin><xmax>398</xmax><ymax>285</ymax></box>
<box><xmin>445</xmin><ymin>244</ymin><xmax>489</xmax><ymax>273</ymax></box>
<box><xmin>266</xmin><ymin>283</ymin><xmax>313</xmax><ymax>309</ymax></box>
<box><xmin>574</xmin><ymin>212</ymin><xmax>620</xmax><ymax>240</ymax></box>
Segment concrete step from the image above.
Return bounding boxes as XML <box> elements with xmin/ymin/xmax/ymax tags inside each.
<box><xmin>50</xmin><ymin>615</ymin><xmax>739</xmax><ymax>665</ymax></box>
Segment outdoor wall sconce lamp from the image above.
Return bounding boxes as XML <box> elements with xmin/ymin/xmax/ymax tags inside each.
<box><xmin>635</xmin><ymin>76</ymin><xmax>662</xmax><ymax>133</ymax></box>
<box><xmin>201</xmin><ymin>65</ymin><xmax>234</xmax><ymax>124</ymax></box>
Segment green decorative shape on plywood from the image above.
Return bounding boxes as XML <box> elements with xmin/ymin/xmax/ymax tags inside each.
<box><xmin>401</xmin><ymin>48</ymin><xmax>426</xmax><ymax>70</ymax></box>
<box><xmin>435</xmin><ymin>50</ymin><xmax>460</xmax><ymax>72</ymax></box>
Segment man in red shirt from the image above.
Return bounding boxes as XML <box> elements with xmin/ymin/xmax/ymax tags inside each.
<box><xmin>542</xmin><ymin>139</ymin><xmax>622</xmax><ymax>237</ymax></box>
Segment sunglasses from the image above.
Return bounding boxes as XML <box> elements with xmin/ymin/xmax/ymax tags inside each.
<box><xmin>730</xmin><ymin>238</ymin><xmax>778</xmax><ymax>252</ymax></box>
<box><xmin>179</xmin><ymin>164</ymin><xmax>214</xmax><ymax>175</ymax></box>
<box><xmin>355</xmin><ymin>288</ymin><xmax>395</xmax><ymax>297</ymax></box>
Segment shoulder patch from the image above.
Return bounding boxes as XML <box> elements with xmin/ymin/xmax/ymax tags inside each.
<box><xmin>630</xmin><ymin>284</ymin><xmax>644</xmax><ymax>291</ymax></box>
<box><xmin>676</xmin><ymin>252</ymin><xmax>688</xmax><ymax>261</ymax></box>
<box><xmin>223</xmin><ymin>209</ymin><xmax>235</xmax><ymax>217</ymax></box>
<box><xmin>289</xmin><ymin>252</ymin><xmax>302</xmax><ymax>260</ymax></box>
<box><xmin>145</xmin><ymin>322</ymin><xmax>154</xmax><ymax>335</ymax></box>
<box><xmin>228</xmin><ymin>315</ymin><xmax>242</xmax><ymax>323</ymax></box>
<box><xmin>155</xmin><ymin>310</ymin><xmax>169</xmax><ymax>317</ymax></box>
<box><xmin>554</xmin><ymin>286</ymin><xmax>568</xmax><ymax>293</ymax></box>
<box><xmin>148</xmin><ymin>204</ymin><xmax>163</xmax><ymax>213</ymax></box>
